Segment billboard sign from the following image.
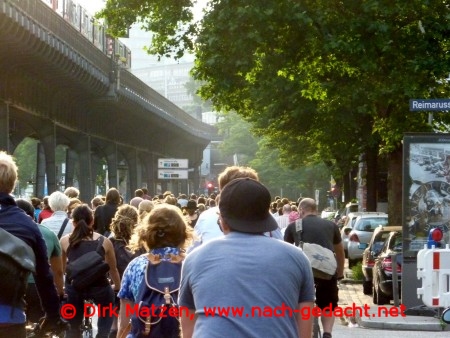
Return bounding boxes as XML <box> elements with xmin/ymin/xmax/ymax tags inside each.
<box><xmin>403</xmin><ymin>133</ymin><xmax>450</xmax><ymax>257</ymax></box>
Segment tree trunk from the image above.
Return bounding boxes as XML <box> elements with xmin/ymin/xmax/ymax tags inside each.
<box><xmin>387</xmin><ymin>145</ymin><xmax>403</xmax><ymax>226</ymax></box>
<box><xmin>343</xmin><ymin>166</ymin><xmax>358</xmax><ymax>203</ymax></box>
<box><xmin>365</xmin><ymin>148</ymin><xmax>378</xmax><ymax>212</ymax></box>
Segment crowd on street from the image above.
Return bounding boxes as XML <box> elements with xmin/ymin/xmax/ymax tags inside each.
<box><xmin>0</xmin><ymin>151</ymin><xmax>345</xmax><ymax>338</ymax></box>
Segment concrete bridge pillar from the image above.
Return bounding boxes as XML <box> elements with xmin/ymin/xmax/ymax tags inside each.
<box><xmin>36</xmin><ymin>142</ymin><xmax>46</xmax><ymax>198</ymax></box>
<box><xmin>91</xmin><ymin>154</ymin><xmax>103</xmax><ymax>197</ymax></box>
<box><xmin>77</xmin><ymin>135</ymin><xmax>95</xmax><ymax>202</ymax></box>
<box><xmin>40</xmin><ymin>127</ymin><xmax>57</xmax><ymax>196</ymax></box>
<box><xmin>0</xmin><ymin>102</ymin><xmax>10</xmax><ymax>152</ymax></box>
<box><xmin>192</xmin><ymin>165</ymin><xmax>200</xmax><ymax>196</ymax></box>
<box><xmin>125</xmin><ymin>149</ymin><xmax>139</xmax><ymax>201</ymax></box>
<box><xmin>106</xmin><ymin>147</ymin><xmax>119</xmax><ymax>192</ymax></box>
<box><xmin>65</xmin><ymin>148</ymin><xmax>78</xmax><ymax>188</ymax></box>
<box><xmin>143</xmin><ymin>153</ymin><xmax>156</xmax><ymax>196</ymax></box>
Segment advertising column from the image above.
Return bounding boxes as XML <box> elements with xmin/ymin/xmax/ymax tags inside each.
<box><xmin>403</xmin><ymin>133</ymin><xmax>450</xmax><ymax>308</ymax></box>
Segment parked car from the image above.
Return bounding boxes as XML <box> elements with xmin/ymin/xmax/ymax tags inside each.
<box><xmin>334</xmin><ymin>202</ymin><xmax>359</xmax><ymax>225</ymax></box>
<box><xmin>344</xmin><ymin>202</ymin><xmax>359</xmax><ymax>216</ymax></box>
<box><xmin>340</xmin><ymin>212</ymin><xmax>365</xmax><ymax>258</ymax></box>
<box><xmin>360</xmin><ymin>225</ymin><xmax>402</xmax><ymax>295</ymax></box>
<box><xmin>347</xmin><ymin>212</ymin><xmax>389</xmax><ymax>267</ymax></box>
<box><xmin>372</xmin><ymin>230</ymin><xmax>403</xmax><ymax>305</ymax></box>
<box><xmin>321</xmin><ymin>209</ymin><xmax>336</xmax><ymax>220</ymax></box>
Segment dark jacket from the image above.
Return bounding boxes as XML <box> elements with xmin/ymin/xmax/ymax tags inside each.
<box><xmin>93</xmin><ymin>202</ymin><xmax>118</xmax><ymax>236</ymax></box>
<box><xmin>0</xmin><ymin>193</ymin><xmax>60</xmax><ymax>323</ymax></box>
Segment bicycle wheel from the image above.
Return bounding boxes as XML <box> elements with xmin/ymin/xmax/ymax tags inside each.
<box><xmin>312</xmin><ymin>316</ymin><xmax>321</xmax><ymax>338</ymax></box>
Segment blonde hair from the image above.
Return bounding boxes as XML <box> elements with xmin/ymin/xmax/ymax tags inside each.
<box><xmin>218</xmin><ymin>166</ymin><xmax>258</xmax><ymax>190</ymax></box>
<box><xmin>129</xmin><ymin>204</ymin><xmax>193</xmax><ymax>254</ymax></box>
<box><xmin>0</xmin><ymin>151</ymin><xmax>18</xmax><ymax>194</ymax></box>
<box><xmin>110</xmin><ymin>204</ymin><xmax>138</xmax><ymax>242</ymax></box>
<box><xmin>164</xmin><ymin>195</ymin><xmax>177</xmax><ymax>205</ymax></box>
<box><xmin>138</xmin><ymin>200</ymin><xmax>154</xmax><ymax>222</ymax></box>
<box><xmin>64</xmin><ymin>186</ymin><xmax>80</xmax><ymax>198</ymax></box>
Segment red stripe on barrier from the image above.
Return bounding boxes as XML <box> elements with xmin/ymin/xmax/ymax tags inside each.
<box><xmin>433</xmin><ymin>252</ymin><xmax>440</xmax><ymax>269</ymax></box>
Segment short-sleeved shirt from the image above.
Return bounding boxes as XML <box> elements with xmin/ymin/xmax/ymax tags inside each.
<box><xmin>179</xmin><ymin>232</ymin><xmax>315</xmax><ymax>337</ymax></box>
<box><xmin>28</xmin><ymin>224</ymin><xmax>62</xmax><ymax>283</ymax></box>
<box><xmin>193</xmin><ymin>206</ymin><xmax>223</xmax><ymax>243</ymax></box>
<box><xmin>284</xmin><ymin>214</ymin><xmax>341</xmax><ymax>249</ymax></box>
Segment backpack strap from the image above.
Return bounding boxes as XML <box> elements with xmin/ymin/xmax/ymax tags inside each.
<box><xmin>295</xmin><ymin>219</ymin><xmax>303</xmax><ymax>238</ymax></box>
<box><xmin>95</xmin><ymin>236</ymin><xmax>105</xmax><ymax>254</ymax></box>
<box><xmin>295</xmin><ymin>219</ymin><xmax>304</xmax><ymax>248</ymax></box>
<box><xmin>57</xmin><ymin>218</ymin><xmax>70</xmax><ymax>239</ymax></box>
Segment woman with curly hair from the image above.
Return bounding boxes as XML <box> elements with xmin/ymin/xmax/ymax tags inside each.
<box><xmin>116</xmin><ymin>204</ymin><xmax>194</xmax><ymax>338</ymax></box>
<box><xmin>109</xmin><ymin>204</ymin><xmax>142</xmax><ymax>277</ymax></box>
<box><xmin>109</xmin><ymin>204</ymin><xmax>143</xmax><ymax>338</ymax></box>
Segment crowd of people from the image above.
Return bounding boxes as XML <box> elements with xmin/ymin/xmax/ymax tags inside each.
<box><xmin>0</xmin><ymin>150</ymin><xmax>344</xmax><ymax>338</ymax></box>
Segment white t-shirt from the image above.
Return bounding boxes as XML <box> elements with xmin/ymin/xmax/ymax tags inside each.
<box><xmin>193</xmin><ymin>206</ymin><xmax>223</xmax><ymax>243</ymax></box>
<box><xmin>41</xmin><ymin>210</ymin><xmax>72</xmax><ymax>238</ymax></box>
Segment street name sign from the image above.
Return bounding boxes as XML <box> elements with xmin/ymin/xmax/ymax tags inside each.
<box><xmin>157</xmin><ymin>169</ymin><xmax>189</xmax><ymax>180</ymax></box>
<box><xmin>409</xmin><ymin>99</ymin><xmax>450</xmax><ymax>111</ymax></box>
<box><xmin>158</xmin><ymin>158</ymin><xmax>189</xmax><ymax>169</ymax></box>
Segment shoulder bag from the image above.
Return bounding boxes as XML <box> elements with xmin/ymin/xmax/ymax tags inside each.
<box><xmin>296</xmin><ymin>219</ymin><xmax>337</xmax><ymax>280</ymax></box>
<box><xmin>66</xmin><ymin>236</ymin><xmax>110</xmax><ymax>290</ymax></box>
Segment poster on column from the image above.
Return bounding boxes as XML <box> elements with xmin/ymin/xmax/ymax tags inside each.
<box><xmin>403</xmin><ymin>133</ymin><xmax>450</xmax><ymax>257</ymax></box>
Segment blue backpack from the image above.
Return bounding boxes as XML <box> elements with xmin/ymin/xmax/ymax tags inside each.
<box><xmin>129</xmin><ymin>255</ymin><xmax>183</xmax><ymax>338</ymax></box>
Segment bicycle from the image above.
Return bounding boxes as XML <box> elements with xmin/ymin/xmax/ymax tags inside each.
<box><xmin>312</xmin><ymin>315</ymin><xmax>322</xmax><ymax>338</ymax></box>
<box><xmin>26</xmin><ymin>318</ymin><xmax>69</xmax><ymax>338</ymax></box>
<box><xmin>82</xmin><ymin>299</ymin><xmax>94</xmax><ymax>338</ymax></box>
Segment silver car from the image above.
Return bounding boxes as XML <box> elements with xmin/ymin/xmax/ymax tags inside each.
<box><xmin>347</xmin><ymin>213</ymin><xmax>389</xmax><ymax>267</ymax></box>
<box><xmin>340</xmin><ymin>212</ymin><xmax>365</xmax><ymax>258</ymax></box>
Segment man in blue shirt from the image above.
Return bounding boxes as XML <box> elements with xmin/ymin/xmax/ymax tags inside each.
<box><xmin>179</xmin><ymin>177</ymin><xmax>315</xmax><ymax>338</ymax></box>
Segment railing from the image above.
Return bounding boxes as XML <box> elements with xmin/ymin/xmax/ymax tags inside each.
<box><xmin>3</xmin><ymin>0</ymin><xmax>216</xmax><ymax>138</ymax></box>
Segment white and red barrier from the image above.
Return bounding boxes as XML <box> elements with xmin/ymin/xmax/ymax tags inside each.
<box><xmin>417</xmin><ymin>244</ymin><xmax>450</xmax><ymax>307</ymax></box>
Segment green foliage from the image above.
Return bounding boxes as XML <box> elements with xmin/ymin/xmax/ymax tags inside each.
<box><xmin>351</xmin><ymin>262</ymin><xmax>364</xmax><ymax>281</ymax></box>
<box><xmin>216</xmin><ymin>112</ymin><xmax>331</xmax><ymax>200</ymax></box>
<box><xmin>100</xmin><ymin>0</ymin><xmax>450</xmax><ymax>215</ymax></box>
<box><xmin>13</xmin><ymin>139</ymin><xmax>72</xmax><ymax>196</ymax></box>
<box><xmin>13</xmin><ymin>138</ymin><xmax>38</xmax><ymax>191</ymax></box>
<box><xmin>215</xmin><ymin>112</ymin><xmax>259</xmax><ymax>163</ymax></box>
<box><xmin>98</xmin><ymin>0</ymin><xmax>197</xmax><ymax>60</ymax></box>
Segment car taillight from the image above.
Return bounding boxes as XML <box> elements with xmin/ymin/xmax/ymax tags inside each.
<box><xmin>367</xmin><ymin>259</ymin><xmax>375</xmax><ymax>268</ymax></box>
<box><xmin>381</xmin><ymin>257</ymin><xmax>402</xmax><ymax>273</ymax></box>
<box><xmin>349</xmin><ymin>233</ymin><xmax>360</xmax><ymax>242</ymax></box>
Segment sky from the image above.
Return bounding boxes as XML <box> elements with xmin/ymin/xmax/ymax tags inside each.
<box><xmin>75</xmin><ymin>0</ymin><xmax>105</xmax><ymax>15</ymax></box>
<box><xmin>75</xmin><ymin>0</ymin><xmax>207</xmax><ymax>19</ymax></box>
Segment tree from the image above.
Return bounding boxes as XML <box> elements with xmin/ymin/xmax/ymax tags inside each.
<box><xmin>182</xmin><ymin>77</ymin><xmax>213</xmax><ymax>119</ymax></box>
<box><xmin>215</xmin><ymin>111</ymin><xmax>331</xmax><ymax>202</ymax></box>
<box><xmin>215</xmin><ymin>111</ymin><xmax>259</xmax><ymax>165</ymax></box>
<box><xmin>13</xmin><ymin>138</ymin><xmax>38</xmax><ymax>193</ymax></box>
<box><xmin>100</xmin><ymin>0</ymin><xmax>450</xmax><ymax>225</ymax></box>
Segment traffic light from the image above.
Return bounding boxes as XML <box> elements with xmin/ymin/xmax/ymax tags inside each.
<box><xmin>207</xmin><ymin>183</ymin><xmax>214</xmax><ymax>195</ymax></box>
<box><xmin>427</xmin><ymin>227</ymin><xmax>443</xmax><ymax>248</ymax></box>
<box><xmin>331</xmin><ymin>185</ymin><xmax>340</xmax><ymax>198</ymax></box>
